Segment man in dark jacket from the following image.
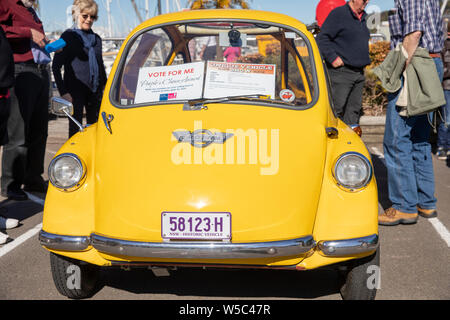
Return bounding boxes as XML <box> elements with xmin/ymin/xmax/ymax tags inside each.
<box><xmin>0</xmin><ymin>26</ymin><xmax>19</xmax><ymax>243</ymax></box>
<box><xmin>0</xmin><ymin>0</ymin><xmax>50</xmax><ymax>200</ymax></box>
<box><xmin>316</xmin><ymin>0</ymin><xmax>370</xmax><ymax>132</ymax></box>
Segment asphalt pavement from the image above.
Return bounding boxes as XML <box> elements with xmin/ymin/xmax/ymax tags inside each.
<box><xmin>0</xmin><ymin>117</ymin><xmax>449</xmax><ymax>300</ymax></box>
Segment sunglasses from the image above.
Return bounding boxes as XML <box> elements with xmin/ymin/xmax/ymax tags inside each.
<box><xmin>81</xmin><ymin>14</ymin><xmax>98</xmax><ymax>21</ymax></box>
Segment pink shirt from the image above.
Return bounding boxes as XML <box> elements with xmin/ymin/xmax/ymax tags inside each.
<box><xmin>224</xmin><ymin>47</ymin><xmax>241</xmax><ymax>62</ymax></box>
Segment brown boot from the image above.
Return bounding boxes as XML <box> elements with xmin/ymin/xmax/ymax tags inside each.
<box><xmin>378</xmin><ymin>207</ymin><xmax>418</xmax><ymax>226</ymax></box>
<box><xmin>417</xmin><ymin>206</ymin><xmax>437</xmax><ymax>218</ymax></box>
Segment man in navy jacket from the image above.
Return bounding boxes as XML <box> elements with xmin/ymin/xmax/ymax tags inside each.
<box><xmin>317</xmin><ymin>0</ymin><xmax>370</xmax><ymax>131</ymax></box>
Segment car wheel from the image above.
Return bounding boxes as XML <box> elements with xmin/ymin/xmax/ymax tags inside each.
<box><xmin>49</xmin><ymin>252</ymin><xmax>102</xmax><ymax>299</ymax></box>
<box><xmin>339</xmin><ymin>247</ymin><xmax>380</xmax><ymax>300</ymax></box>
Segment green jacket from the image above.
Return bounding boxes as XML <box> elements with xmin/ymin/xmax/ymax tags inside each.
<box><xmin>373</xmin><ymin>44</ymin><xmax>445</xmax><ymax>116</ymax></box>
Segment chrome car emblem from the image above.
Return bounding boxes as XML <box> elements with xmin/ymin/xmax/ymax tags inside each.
<box><xmin>173</xmin><ymin>130</ymin><xmax>234</xmax><ymax>148</ymax></box>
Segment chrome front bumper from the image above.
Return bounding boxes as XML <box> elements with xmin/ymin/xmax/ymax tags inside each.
<box><xmin>39</xmin><ymin>231</ymin><xmax>91</xmax><ymax>252</ymax></box>
<box><xmin>91</xmin><ymin>234</ymin><xmax>316</xmax><ymax>259</ymax></box>
<box><xmin>39</xmin><ymin>230</ymin><xmax>378</xmax><ymax>259</ymax></box>
<box><xmin>317</xmin><ymin>234</ymin><xmax>379</xmax><ymax>256</ymax></box>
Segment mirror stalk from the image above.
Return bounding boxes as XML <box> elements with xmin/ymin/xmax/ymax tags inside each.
<box><xmin>62</xmin><ymin>107</ymin><xmax>85</xmax><ymax>133</ymax></box>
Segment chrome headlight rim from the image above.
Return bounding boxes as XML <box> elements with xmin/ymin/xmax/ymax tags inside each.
<box><xmin>48</xmin><ymin>153</ymin><xmax>86</xmax><ymax>192</ymax></box>
<box><xmin>333</xmin><ymin>152</ymin><xmax>373</xmax><ymax>192</ymax></box>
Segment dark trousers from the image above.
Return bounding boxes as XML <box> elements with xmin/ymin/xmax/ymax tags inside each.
<box><xmin>1</xmin><ymin>63</ymin><xmax>49</xmax><ymax>192</ymax></box>
<box><xmin>69</xmin><ymin>85</ymin><xmax>101</xmax><ymax>138</ymax></box>
<box><xmin>0</xmin><ymin>97</ymin><xmax>10</xmax><ymax>145</ymax></box>
<box><xmin>328</xmin><ymin>65</ymin><xmax>365</xmax><ymax>126</ymax></box>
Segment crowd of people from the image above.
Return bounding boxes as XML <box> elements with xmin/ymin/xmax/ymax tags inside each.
<box><xmin>0</xmin><ymin>0</ymin><xmax>106</xmax><ymax>244</ymax></box>
<box><xmin>0</xmin><ymin>0</ymin><xmax>449</xmax><ymax>244</ymax></box>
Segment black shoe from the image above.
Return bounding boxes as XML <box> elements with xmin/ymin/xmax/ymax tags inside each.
<box><xmin>23</xmin><ymin>181</ymin><xmax>49</xmax><ymax>193</ymax></box>
<box><xmin>1</xmin><ymin>188</ymin><xmax>28</xmax><ymax>201</ymax></box>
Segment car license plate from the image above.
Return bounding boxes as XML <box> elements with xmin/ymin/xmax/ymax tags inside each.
<box><xmin>161</xmin><ymin>212</ymin><xmax>231</xmax><ymax>240</ymax></box>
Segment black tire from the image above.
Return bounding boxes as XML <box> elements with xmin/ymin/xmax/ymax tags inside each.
<box><xmin>339</xmin><ymin>247</ymin><xmax>380</xmax><ymax>300</ymax></box>
<box><xmin>49</xmin><ymin>253</ymin><xmax>102</xmax><ymax>299</ymax></box>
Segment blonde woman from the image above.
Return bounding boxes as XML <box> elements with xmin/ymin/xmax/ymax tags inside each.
<box><xmin>52</xmin><ymin>0</ymin><xmax>106</xmax><ymax>137</ymax></box>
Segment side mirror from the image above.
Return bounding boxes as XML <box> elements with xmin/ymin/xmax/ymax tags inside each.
<box><xmin>51</xmin><ymin>97</ymin><xmax>74</xmax><ymax>116</ymax></box>
<box><xmin>50</xmin><ymin>97</ymin><xmax>84</xmax><ymax>133</ymax></box>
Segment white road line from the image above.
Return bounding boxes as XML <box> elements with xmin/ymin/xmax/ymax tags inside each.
<box><xmin>428</xmin><ymin>218</ymin><xmax>450</xmax><ymax>247</ymax></box>
<box><xmin>371</xmin><ymin>147</ymin><xmax>450</xmax><ymax>248</ymax></box>
<box><xmin>0</xmin><ymin>223</ymin><xmax>42</xmax><ymax>258</ymax></box>
<box><xmin>0</xmin><ymin>148</ymin><xmax>52</xmax><ymax>257</ymax></box>
<box><xmin>0</xmin><ymin>193</ymin><xmax>45</xmax><ymax>258</ymax></box>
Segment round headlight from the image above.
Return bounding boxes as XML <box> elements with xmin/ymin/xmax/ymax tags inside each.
<box><xmin>334</xmin><ymin>152</ymin><xmax>372</xmax><ymax>190</ymax></box>
<box><xmin>49</xmin><ymin>154</ymin><xmax>86</xmax><ymax>190</ymax></box>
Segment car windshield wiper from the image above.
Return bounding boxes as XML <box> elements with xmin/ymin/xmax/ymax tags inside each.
<box><xmin>184</xmin><ymin>94</ymin><xmax>295</xmax><ymax>110</ymax></box>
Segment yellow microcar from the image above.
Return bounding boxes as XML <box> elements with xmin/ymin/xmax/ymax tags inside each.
<box><xmin>40</xmin><ymin>9</ymin><xmax>379</xmax><ymax>300</ymax></box>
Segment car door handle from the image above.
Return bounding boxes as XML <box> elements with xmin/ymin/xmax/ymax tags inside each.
<box><xmin>102</xmin><ymin>112</ymin><xmax>114</xmax><ymax>134</ymax></box>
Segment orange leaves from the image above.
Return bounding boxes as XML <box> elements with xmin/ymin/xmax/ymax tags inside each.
<box><xmin>363</xmin><ymin>41</ymin><xmax>391</xmax><ymax>115</ymax></box>
<box><xmin>368</xmin><ymin>41</ymin><xmax>390</xmax><ymax>69</ymax></box>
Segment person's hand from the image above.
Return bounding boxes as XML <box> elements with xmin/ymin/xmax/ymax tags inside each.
<box><xmin>62</xmin><ymin>93</ymin><xmax>73</xmax><ymax>103</ymax></box>
<box><xmin>48</xmin><ymin>39</ymin><xmax>63</xmax><ymax>53</ymax></box>
<box><xmin>332</xmin><ymin>56</ymin><xmax>345</xmax><ymax>68</ymax></box>
<box><xmin>30</xmin><ymin>28</ymin><xmax>46</xmax><ymax>48</ymax></box>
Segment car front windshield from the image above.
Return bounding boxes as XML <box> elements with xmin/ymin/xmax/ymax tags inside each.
<box><xmin>114</xmin><ymin>20</ymin><xmax>316</xmax><ymax>108</ymax></box>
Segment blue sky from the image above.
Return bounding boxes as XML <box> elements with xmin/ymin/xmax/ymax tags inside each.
<box><xmin>38</xmin><ymin>0</ymin><xmax>395</xmax><ymax>36</ymax></box>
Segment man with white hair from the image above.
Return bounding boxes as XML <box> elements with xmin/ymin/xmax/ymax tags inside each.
<box><xmin>317</xmin><ymin>0</ymin><xmax>370</xmax><ymax>135</ymax></box>
<box><xmin>0</xmin><ymin>0</ymin><xmax>50</xmax><ymax>201</ymax></box>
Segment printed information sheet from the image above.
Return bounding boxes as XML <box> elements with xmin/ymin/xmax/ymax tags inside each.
<box><xmin>134</xmin><ymin>61</ymin><xmax>205</xmax><ymax>103</ymax></box>
<box><xmin>204</xmin><ymin>61</ymin><xmax>276</xmax><ymax>99</ymax></box>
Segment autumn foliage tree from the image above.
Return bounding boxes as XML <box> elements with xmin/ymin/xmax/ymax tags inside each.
<box><xmin>363</xmin><ymin>41</ymin><xmax>390</xmax><ymax>116</ymax></box>
<box><xmin>368</xmin><ymin>41</ymin><xmax>390</xmax><ymax>69</ymax></box>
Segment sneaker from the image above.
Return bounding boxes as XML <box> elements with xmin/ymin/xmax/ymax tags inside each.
<box><xmin>436</xmin><ymin>148</ymin><xmax>447</xmax><ymax>160</ymax></box>
<box><xmin>417</xmin><ymin>206</ymin><xmax>438</xmax><ymax>218</ymax></box>
<box><xmin>0</xmin><ymin>231</ymin><xmax>8</xmax><ymax>244</ymax></box>
<box><xmin>0</xmin><ymin>215</ymin><xmax>19</xmax><ymax>230</ymax></box>
<box><xmin>378</xmin><ymin>207</ymin><xmax>418</xmax><ymax>226</ymax></box>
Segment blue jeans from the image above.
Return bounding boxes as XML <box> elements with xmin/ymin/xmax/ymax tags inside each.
<box><xmin>437</xmin><ymin>90</ymin><xmax>450</xmax><ymax>150</ymax></box>
<box><xmin>383</xmin><ymin>58</ymin><xmax>443</xmax><ymax>213</ymax></box>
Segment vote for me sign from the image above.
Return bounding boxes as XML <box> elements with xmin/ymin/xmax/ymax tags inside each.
<box><xmin>134</xmin><ymin>61</ymin><xmax>276</xmax><ymax>104</ymax></box>
<box><xmin>134</xmin><ymin>61</ymin><xmax>205</xmax><ymax>104</ymax></box>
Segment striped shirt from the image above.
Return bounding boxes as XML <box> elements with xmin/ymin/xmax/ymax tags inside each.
<box><xmin>389</xmin><ymin>0</ymin><xmax>444</xmax><ymax>53</ymax></box>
